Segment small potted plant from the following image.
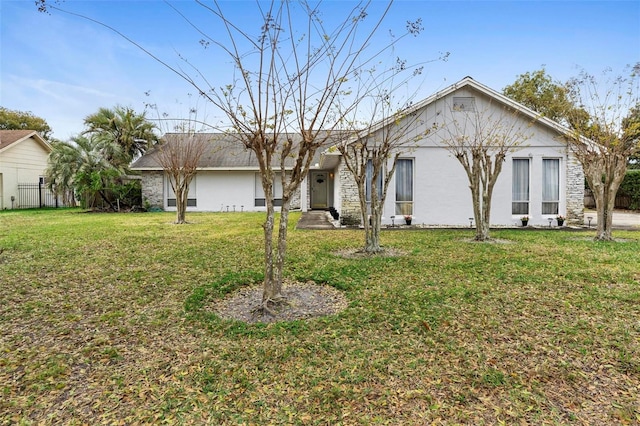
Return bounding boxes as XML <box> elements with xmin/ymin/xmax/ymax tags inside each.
<box><xmin>404</xmin><ymin>214</ymin><xmax>412</xmax><ymax>225</ymax></box>
<box><xmin>556</xmin><ymin>215</ymin><xmax>565</xmax><ymax>227</ymax></box>
<box><xmin>520</xmin><ymin>216</ymin><xmax>529</xmax><ymax>226</ymax></box>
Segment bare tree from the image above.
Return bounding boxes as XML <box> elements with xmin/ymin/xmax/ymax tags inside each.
<box><xmin>337</xmin><ymin>94</ymin><xmax>430</xmax><ymax>253</ymax></box>
<box><xmin>564</xmin><ymin>65</ymin><xmax>640</xmax><ymax>241</ymax></box>
<box><xmin>155</xmin><ymin>133</ymin><xmax>207</xmax><ymax>224</ymax></box>
<box><xmin>191</xmin><ymin>1</ymin><xmax>429</xmax><ymax>310</ymax></box>
<box><xmin>38</xmin><ymin>0</ymin><xmax>430</xmax><ymax>312</ymax></box>
<box><xmin>437</xmin><ymin>99</ymin><xmax>533</xmax><ymax>241</ymax></box>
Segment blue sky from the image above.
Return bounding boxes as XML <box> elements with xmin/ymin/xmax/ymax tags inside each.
<box><xmin>1</xmin><ymin>0</ymin><xmax>638</xmax><ymax>140</ymax></box>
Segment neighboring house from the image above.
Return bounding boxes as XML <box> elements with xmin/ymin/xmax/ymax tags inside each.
<box><xmin>132</xmin><ymin>77</ymin><xmax>584</xmax><ymax>226</ymax></box>
<box><xmin>0</xmin><ymin>130</ymin><xmax>53</xmax><ymax>210</ymax></box>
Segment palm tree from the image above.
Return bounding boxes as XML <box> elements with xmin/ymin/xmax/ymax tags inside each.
<box><xmin>83</xmin><ymin>106</ymin><xmax>158</xmax><ymax>164</ymax></box>
<box><xmin>45</xmin><ymin>135</ymin><xmax>127</xmax><ymax>210</ymax></box>
<box><xmin>45</xmin><ymin>140</ymin><xmax>79</xmax><ymax>206</ymax></box>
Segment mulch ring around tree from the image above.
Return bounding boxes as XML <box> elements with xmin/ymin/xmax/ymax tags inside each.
<box><xmin>332</xmin><ymin>247</ymin><xmax>407</xmax><ymax>259</ymax></box>
<box><xmin>209</xmin><ymin>280</ymin><xmax>349</xmax><ymax>324</ymax></box>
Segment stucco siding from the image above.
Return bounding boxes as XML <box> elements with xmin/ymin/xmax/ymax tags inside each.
<box><xmin>193</xmin><ymin>171</ymin><xmax>255</xmax><ymax>212</ymax></box>
<box><xmin>150</xmin><ymin>170</ymin><xmax>303</xmax><ymax>212</ymax></box>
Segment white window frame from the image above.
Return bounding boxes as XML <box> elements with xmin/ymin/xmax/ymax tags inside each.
<box><xmin>395</xmin><ymin>158</ymin><xmax>414</xmax><ymax>216</ymax></box>
<box><xmin>542</xmin><ymin>158</ymin><xmax>560</xmax><ymax>215</ymax></box>
<box><xmin>512</xmin><ymin>158</ymin><xmax>530</xmax><ymax>215</ymax></box>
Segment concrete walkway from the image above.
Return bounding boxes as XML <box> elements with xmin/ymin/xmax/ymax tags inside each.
<box><xmin>295</xmin><ymin>211</ymin><xmax>336</xmax><ymax>230</ymax></box>
<box><xmin>583</xmin><ymin>210</ymin><xmax>640</xmax><ymax>229</ymax></box>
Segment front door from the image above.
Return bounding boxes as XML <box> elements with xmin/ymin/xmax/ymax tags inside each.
<box><xmin>311</xmin><ymin>171</ymin><xmax>328</xmax><ymax>209</ymax></box>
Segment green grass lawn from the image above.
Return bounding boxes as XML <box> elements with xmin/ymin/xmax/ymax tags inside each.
<box><xmin>1</xmin><ymin>209</ymin><xmax>639</xmax><ymax>425</ymax></box>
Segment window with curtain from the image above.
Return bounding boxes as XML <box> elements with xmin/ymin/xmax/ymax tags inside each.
<box><xmin>542</xmin><ymin>159</ymin><xmax>560</xmax><ymax>214</ymax></box>
<box><xmin>395</xmin><ymin>159</ymin><xmax>413</xmax><ymax>215</ymax></box>
<box><xmin>255</xmin><ymin>173</ymin><xmax>283</xmax><ymax>207</ymax></box>
<box><xmin>166</xmin><ymin>175</ymin><xmax>197</xmax><ymax>207</ymax></box>
<box><xmin>512</xmin><ymin>159</ymin><xmax>529</xmax><ymax>214</ymax></box>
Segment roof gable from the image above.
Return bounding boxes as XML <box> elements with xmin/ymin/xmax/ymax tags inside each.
<box><xmin>413</xmin><ymin>77</ymin><xmax>572</xmax><ymax>136</ymax></box>
<box><xmin>0</xmin><ymin>130</ymin><xmax>52</xmax><ymax>154</ymax></box>
<box><xmin>328</xmin><ymin>76</ymin><xmax>575</xmax><ymax>155</ymax></box>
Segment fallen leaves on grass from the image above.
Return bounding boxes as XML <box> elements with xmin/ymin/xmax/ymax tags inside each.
<box><xmin>1</xmin><ymin>211</ymin><xmax>639</xmax><ymax>424</ymax></box>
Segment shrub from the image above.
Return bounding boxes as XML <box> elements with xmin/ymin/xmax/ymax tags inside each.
<box><xmin>619</xmin><ymin>170</ymin><xmax>640</xmax><ymax>210</ymax></box>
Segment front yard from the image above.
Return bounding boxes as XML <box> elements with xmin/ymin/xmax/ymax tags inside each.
<box><xmin>1</xmin><ymin>209</ymin><xmax>638</xmax><ymax>424</ymax></box>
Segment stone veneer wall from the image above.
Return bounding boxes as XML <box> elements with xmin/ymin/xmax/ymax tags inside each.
<box><xmin>337</xmin><ymin>160</ymin><xmax>362</xmax><ymax>225</ymax></box>
<box><xmin>305</xmin><ymin>176</ymin><xmax>311</xmax><ymax>211</ymax></box>
<box><xmin>290</xmin><ymin>183</ymin><xmax>301</xmax><ymax>210</ymax></box>
<box><xmin>141</xmin><ymin>171</ymin><xmax>164</xmax><ymax>209</ymax></box>
<box><xmin>565</xmin><ymin>150</ymin><xmax>585</xmax><ymax>224</ymax></box>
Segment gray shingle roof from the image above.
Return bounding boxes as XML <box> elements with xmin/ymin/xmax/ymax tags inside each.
<box><xmin>0</xmin><ymin>130</ymin><xmax>51</xmax><ymax>153</ymax></box>
<box><xmin>131</xmin><ymin>132</ymin><xmax>342</xmax><ymax>170</ymax></box>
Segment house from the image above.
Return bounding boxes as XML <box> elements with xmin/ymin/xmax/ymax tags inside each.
<box><xmin>0</xmin><ymin>130</ymin><xmax>53</xmax><ymax>209</ymax></box>
<box><xmin>131</xmin><ymin>132</ymin><xmax>342</xmax><ymax>213</ymax></box>
<box><xmin>132</xmin><ymin>77</ymin><xmax>584</xmax><ymax>226</ymax></box>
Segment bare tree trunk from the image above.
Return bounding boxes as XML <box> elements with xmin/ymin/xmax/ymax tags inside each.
<box><xmin>465</xmin><ymin>154</ymin><xmax>491</xmax><ymax>241</ymax></box>
<box><xmin>598</xmin><ymin>193</ymin><xmax>615</xmax><ymax>241</ymax></box>
<box><xmin>586</xmin><ymin>159</ymin><xmax>626</xmax><ymax>241</ymax></box>
<box><xmin>471</xmin><ymin>184</ymin><xmax>488</xmax><ymax>241</ymax></box>
<box><xmin>260</xmin><ymin>170</ymin><xmax>284</xmax><ymax>305</ymax></box>
<box><xmin>354</xmin><ymin>178</ymin><xmax>383</xmax><ymax>253</ymax></box>
<box><xmin>273</xmin><ymin>195</ymin><xmax>292</xmax><ymax>296</ymax></box>
<box><xmin>262</xmin><ymin>199</ymin><xmax>277</xmax><ymax>302</ymax></box>
<box><xmin>97</xmin><ymin>189</ymin><xmax>117</xmax><ymax>212</ymax></box>
<box><xmin>175</xmin><ymin>186</ymin><xmax>187</xmax><ymax>224</ymax></box>
<box><xmin>365</xmin><ymin>202</ymin><xmax>383</xmax><ymax>253</ymax></box>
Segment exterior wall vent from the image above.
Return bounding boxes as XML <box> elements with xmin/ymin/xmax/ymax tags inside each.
<box><xmin>452</xmin><ymin>97</ymin><xmax>476</xmax><ymax>112</ymax></box>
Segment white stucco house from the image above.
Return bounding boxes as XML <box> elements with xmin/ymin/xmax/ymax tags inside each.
<box><xmin>0</xmin><ymin>130</ymin><xmax>53</xmax><ymax>209</ymax></box>
<box><xmin>131</xmin><ymin>77</ymin><xmax>584</xmax><ymax>226</ymax></box>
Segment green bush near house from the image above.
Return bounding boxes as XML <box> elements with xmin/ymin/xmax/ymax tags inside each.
<box><xmin>619</xmin><ymin>169</ymin><xmax>640</xmax><ymax>210</ymax></box>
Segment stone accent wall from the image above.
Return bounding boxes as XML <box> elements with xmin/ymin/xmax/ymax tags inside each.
<box><xmin>337</xmin><ymin>160</ymin><xmax>362</xmax><ymax>225</ymax></box>
<box><xmin>305</xmin><ymin>176</ymin><xmax>311</xmax><ymax>211</ymax></box>
<box><xmin>565</xmin><ymin>151</ymin><xmax>585</xmax><ymax>224</ymax></box>
<box><xmin>290</xmin><ymin>184</ymin><xmax>301</xmax><ymax>210</ymax></box>
<box><xmin>141</xmin><ymin>171</ymin><xmax>164</xmax><ymax>210</ymax></box>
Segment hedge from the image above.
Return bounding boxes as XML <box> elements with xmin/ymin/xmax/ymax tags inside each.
<box><xmin>619</xmin><ymin>170</ymin><xmax>640</xmax><ymax>210</ymax></box>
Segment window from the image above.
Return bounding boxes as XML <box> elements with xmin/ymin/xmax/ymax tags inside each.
<box><xmin>542</xmin><ymin>159</ymin><xmax>560</xmax><ymax>214</ymax></box>
<box><xmin>255</xmin><ymin>173</ymin><xmax>283</xmax><ymax>207</ymax></box>
<box><xmin>452</xmin><ymin>96</ymin><xmax>476</xmax><ymax>112</ymax></box>
<box><xmin>166</xmin><ymin>176</ymin><xmax>196</xmax><ymax>207</ymax></box>
<box><xmin>395</xmin><ymin>159</ymin><xmax>413</xmax><ymax>215</ymax></box>
<box><xmin>365</xmin><ymin>160</ymin><xmax>384</xmax><ymax>212</ymax></box>
<box><xmin>512</xmin><ymin>159</ymin><xmax>529</xmax><ymax>214</ymax></box>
